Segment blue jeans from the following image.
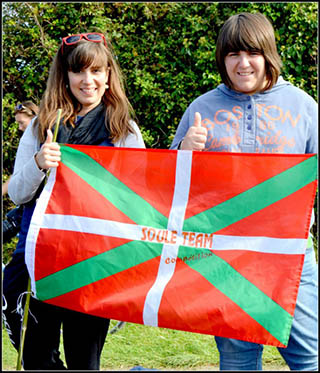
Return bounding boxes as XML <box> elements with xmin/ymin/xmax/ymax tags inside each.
<box><xmin>215</xmin><ymin>246</ymin><xmax>318</xmax><ymax>370</ymax></box>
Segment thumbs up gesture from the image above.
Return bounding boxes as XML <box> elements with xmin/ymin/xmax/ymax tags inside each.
<box><xmin>34</xmin><ymin>129</ymin><xmax>61</xmax><ymax>171</ymax></box>
<box><xmin>180</xmin><ymin>112</ymin><xmax>207</xmax><ymax>151</ymax></box>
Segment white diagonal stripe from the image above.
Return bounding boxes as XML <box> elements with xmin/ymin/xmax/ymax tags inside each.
<box><xmin>143</xmin><ymin>150</ymin><xmax>193</xmax><ymax>327</ymax></box>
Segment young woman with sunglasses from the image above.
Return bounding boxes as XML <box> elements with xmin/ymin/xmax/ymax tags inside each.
<box><xmin>4</xmin><ymin>32</ymin><xmax>145</xmax><ymax>370</ymax></box>
<box><xmin>14</xmin><ymin>101</ymin><xmax>39</xmax><ymax>132</ymax></box>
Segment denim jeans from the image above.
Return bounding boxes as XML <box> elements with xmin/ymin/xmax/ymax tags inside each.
<box><xmin>215</xmin><ymin>246</ymin><xmax>318</xmax><ymax>371</ymax></box>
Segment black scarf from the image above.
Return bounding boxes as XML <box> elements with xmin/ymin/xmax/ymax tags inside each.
<box><xmin>53</xmin><ymin>103</ymin><xmax>111</xmax><ymax>145</ymax></box>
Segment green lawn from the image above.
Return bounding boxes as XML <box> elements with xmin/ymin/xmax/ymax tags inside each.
<box><xmin>2</xmin><ymin>320</ymin><xmax>288</xmax><ymax>370</ymax></box>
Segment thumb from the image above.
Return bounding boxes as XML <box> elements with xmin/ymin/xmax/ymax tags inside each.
<box><xmin>45</xmin><ymin>129</ymin><xmax>53</xmax><ymax>144</ymax></box>
<box><xmin>193</xmin><ymin>112</ymin><xmax>202</xmax><ymax>127</ymax></box>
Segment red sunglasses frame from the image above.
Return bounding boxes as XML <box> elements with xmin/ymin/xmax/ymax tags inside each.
<box><xmin>61</xmin><ymin>33</ymin><xmax>108</xmax><ymax>54</ymax></box>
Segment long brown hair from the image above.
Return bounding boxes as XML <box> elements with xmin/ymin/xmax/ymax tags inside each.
<box><xmin>35</xmin><ymin>35</ymin><xmax>136</xmax><ymax>143</ymax></box>
<box><xmin>216</xmin><ymin>12</ymin><xmax>282</xmax><ymax>92</ymax></box>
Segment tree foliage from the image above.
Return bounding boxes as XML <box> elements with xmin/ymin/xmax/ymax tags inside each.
<box><xmin>2</xmin><ymin>2</ymin><xmax>318</xmax><ymax>229</ymax></box>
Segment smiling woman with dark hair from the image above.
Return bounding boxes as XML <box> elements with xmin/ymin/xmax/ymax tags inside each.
<box><xmin>170</xmin><ymin>12</ymin><xmax>318</xmax><ymax>371</ymax></box>
<box><xmin>215</xmin><ymin>12</ymin><xmax>282</xmax><ymax>92</ymax></box>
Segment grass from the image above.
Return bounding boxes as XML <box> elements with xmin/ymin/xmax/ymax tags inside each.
<box><xmin>2</xmin><ymin>320</ymin><xmax>288</xmax><ymax>371</ymax></box>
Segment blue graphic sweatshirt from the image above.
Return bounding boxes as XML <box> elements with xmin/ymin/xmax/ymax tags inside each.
<box><xmin>170</xmin><ymin>77</ymin><xmax>318</xmax><ymax>154</ymax></box>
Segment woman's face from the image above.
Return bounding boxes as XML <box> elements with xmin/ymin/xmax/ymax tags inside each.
<box><xmin>68</xmin><ymin>64</ymin><xmax>109</xmax><ymax>116</ymax></box>
<box><xmin>15</xmin><ymin>113</ymin><xmax>33</xmax><ymax>132</ymax></box>
<box><xmin>225</xmin><ymin>51</ymin><xmax>268</xmax><ymax>94</ymax></box>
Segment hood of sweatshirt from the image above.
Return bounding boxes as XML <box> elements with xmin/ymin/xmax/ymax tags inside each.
<box><xmin>216</xmin><ymin>76</ymin><xmax>292</xmax><ymax>100</ymax></box>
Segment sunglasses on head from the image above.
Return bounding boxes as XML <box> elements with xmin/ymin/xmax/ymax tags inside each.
<box><xmin>15</xmin><ymin>104</ymin><xmax>27</xmax><ymax>111</ymax></box>
<box><xmin>61</xmin><ymin>33</ymin><xmax>108</xmax><ymax>54</ymax></box>
<box><xmin>15</xmin><ymin>104</ymin><xmax>36</xmax><ymax>116</ymax></box>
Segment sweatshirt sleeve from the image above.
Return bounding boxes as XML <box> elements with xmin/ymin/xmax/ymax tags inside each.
<box><xmin>8</xmin><ymin>119</ymin><xmax>47</xmax><ymax>205</ymax></box>
<box><xmin>114</xmin><ymin>121</ymin><xmax>146</xmax><ymax>148</ymax></box>
<box><xmin>305</xmin><ymin>96</ymin><xmax>318</xmax><ymax>154</ymax></box>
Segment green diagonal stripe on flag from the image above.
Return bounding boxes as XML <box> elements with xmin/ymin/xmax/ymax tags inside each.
<box><xmin>183</xmin><ymin>155</ymin><xmax>317</xmax><ymax>233</ymax></box>
<box><xmin>60</xmin><ymin>145</ymin><xmax>168</xmax><ymax>229</ymax></box>
<box><xmin>36</xmin><ymin>240</ymin><xmax>164</xmax><ymax>300</ymax></box>
<box><xmin>178</xmin><ymin>246</ymin><xmax>292</xmax><ymax>345</ymax></box>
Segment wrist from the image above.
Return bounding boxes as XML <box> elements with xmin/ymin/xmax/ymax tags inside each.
<box><xmin>178</xmin><ymin>138</ymin><xmax>184</xmax><ymax>150</ymax></box>
<box><xmin>34</xmin><ymin>152</ymin><xmax>47</xmax><ymax>173</ymax></box>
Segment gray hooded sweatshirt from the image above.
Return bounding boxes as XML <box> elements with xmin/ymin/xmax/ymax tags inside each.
<box><xmin>170</xmin><ymin>77</ymin><xmax>318</xmax><ymax>154</ymax></box>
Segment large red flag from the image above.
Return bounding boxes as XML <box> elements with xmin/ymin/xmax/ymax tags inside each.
<box><xmin>26</xmin><ymin>145</ymin><xmax>317</xmax><ymax>347</ymax></box>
